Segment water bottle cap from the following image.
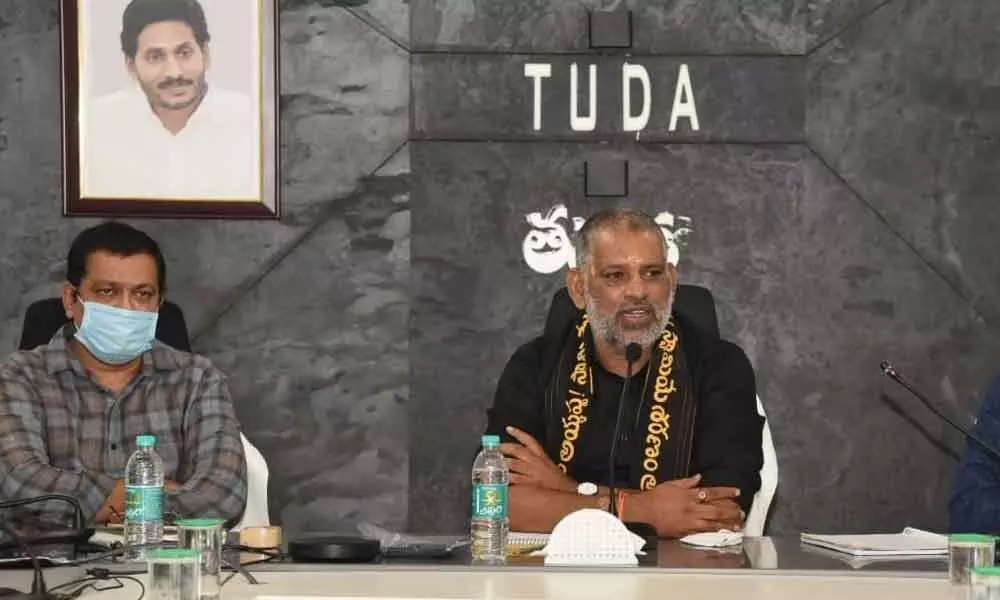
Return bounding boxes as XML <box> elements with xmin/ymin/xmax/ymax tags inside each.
<box><xmin>146</xmin><ymin>548</ymin><xmax>200</xmax><ymax>562</ymax></box>
<box><xmin>950</xmin><ymin>533</ymin><xmax>997</xmax><ymax>544</ymax></box>
<box><xmin>136</xmin><ymin>435</ymin><xmax>156</xmax><ymax>448</ymax></box>
<box><xmin>481</xmin><ymin>435</ymin><xmax>500</xmax><ymax>448</ymax></box>
<box><xmin>175</xmin><ymin>518</ymin><xmax>226</xmax><ymax>529</ymax></box>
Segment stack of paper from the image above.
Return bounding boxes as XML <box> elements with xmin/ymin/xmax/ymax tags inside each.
<box><xmin>509</xmin><ymin>532</ymin><xmax>549</xmax><ymax>546</ymax></box>
<box><xmin>800</xmin><ymin>527</ymin><xmax>948</xmax><ymax>557</ymax></box>
<box><xmin>507</xmin><ymin>532</ymin><xmax>549</xmax><ymax>557</ymax></box>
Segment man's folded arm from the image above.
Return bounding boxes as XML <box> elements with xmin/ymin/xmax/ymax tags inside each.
<box><xmin>692</xmin><ymin>341</ymin><xmax>764</xmax><ymax>515</ymax></box>
<box><xmin>488</xmin><ymin>340</ymin><xmax>584</xmax><ymax>531</ymax></box>
<box><xmin>509</xmin><ymin>486</ymin><xmax>603</xmax><ymax>532</ymax></box>
<box><xmin>0</xmin><ymin>372</ymin><xmax>116</xmax><ymax>524</ymax></box>
<box><xmin>485</xmin><ymin>341</ymin><xmax>547</xmax><ymax>444</ymax></box>
<box><xmin>164</xmin><ymin>368</ymin><xmax>247</xmax><ymax>521</ymax></box>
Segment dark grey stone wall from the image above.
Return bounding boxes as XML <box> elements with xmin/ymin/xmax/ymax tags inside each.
<box><xmin>1</xmin><ymin>0</ymin><xmax>998</xmax><ymax>537</ymax></box>
<box><xmin>409</xmin><ymin>0</ymin><xmax>1000</xmax><ymax>536</ymax></box>
<box><xmin>0</xmin><ymin>0</ymin><xmax>410</xmax><ymax>536</ymax></box>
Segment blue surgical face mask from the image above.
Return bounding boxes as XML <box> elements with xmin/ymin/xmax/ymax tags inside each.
<box><xmin>74</xmin><ymin>301</ymin><xmax>159</xmax><ymax>365</ymax></box>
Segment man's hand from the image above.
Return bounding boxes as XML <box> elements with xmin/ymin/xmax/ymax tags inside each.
<box><xmin>704</xmin><ymin>498</ymin><xmax>745</xmax><ymax>531</ymax></box>
<box><xmin>94</xmin><ymin>480</ymin><xmax>126</xmax><ymax>525</ymax></box>
<box><xmin>93</xmin><ymin>480</ymin><xmax>183</xmax><ymax>524</ymax></box>
<box><xmin>628</xmin><ymin>474</ymin><xmax>744</xmax><ymax>538</ymax></box>
<box><xmin>499</xmin><ymin>426</ymin><xmax>577</xmax><ymax>493</ymax></box>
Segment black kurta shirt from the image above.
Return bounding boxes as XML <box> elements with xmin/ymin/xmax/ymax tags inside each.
<box><xmin>486</xmin><ymin>316</ymin><xmax>764</xmax><ymax>513</ymax></box>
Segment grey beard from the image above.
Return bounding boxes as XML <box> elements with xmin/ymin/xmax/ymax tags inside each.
<box><xmin>585</xmin><ymin>291</ymin><xmax>674</xmax><ymax>350</ymax></box>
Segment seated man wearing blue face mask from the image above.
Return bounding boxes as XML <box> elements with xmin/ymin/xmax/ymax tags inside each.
<box><xmin>0</xmin><ymin>221</ymin><xmax>246</xmax><ymax>527</ymax></box>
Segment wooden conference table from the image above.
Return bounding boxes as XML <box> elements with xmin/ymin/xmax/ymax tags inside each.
<box><xmin>0</xmin><ymin>536</ymin><xmax>965</xmax><ymax>600</ymax></box>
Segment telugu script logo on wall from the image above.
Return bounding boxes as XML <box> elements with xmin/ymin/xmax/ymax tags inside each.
<box><xmin>522</xmin><ymin>205</ymin><xmax>693</xmax><ymax>274</ymax></box>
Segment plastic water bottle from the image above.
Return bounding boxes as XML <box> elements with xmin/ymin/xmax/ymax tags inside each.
<box><xmin>470</xmin><ymin>434</ymin><xmax>509</xmax><ymax>563</ymax></box>
<box><xmin>124</xmin><ymin>434</ymin><xmax>164</xmax><ymax>561</ymax></box>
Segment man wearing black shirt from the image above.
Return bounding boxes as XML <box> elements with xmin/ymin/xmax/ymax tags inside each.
<box><xmin>486</xmin><ymin>209</ymin><xmax>763</xmax><ymax>538</ymax></box>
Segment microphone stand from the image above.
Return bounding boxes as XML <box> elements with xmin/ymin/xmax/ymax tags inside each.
<box><xmin>607</xmin><ymin>343</ymin><xmax>642</xmax><ymax>517</ymax></box>
<box><xmin>881</xmin><ymin>361</ymin><xmax>1000</xmax><ymax>463</ymax></box>
<box><xmin>0</xmin><ymin>520</ymin><xmax>50</xmax><ymax>600</ymax></box>
<box><xmin>0</xmin><ymin>494</ymin><xmax>85</xmax><ymax>536</ymax></box>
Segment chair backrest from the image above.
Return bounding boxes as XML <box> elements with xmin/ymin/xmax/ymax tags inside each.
<box><xmin>237</xmin><ymin>432</ymin><xmax>271</xmax><ymax>529</ymax></box>
<box><xmin>543</xmin><ymin>284</ymin><xmax>777</xmax><ymax>535</ymax></box>
<box><xmin>18</xmin><ymin>297</ymin><xmax>192</xmax><ymax>352</ymax></box>
<box><xmin>673</xmin><ymin>284</ymin><xmax>721</xmax><ymax>337</ymax></box>
<box><xmin>743</xmin><ymin>396</ymin><xmax>778</xmax><ymax>537</ymax></box>
<box><xmin>743</xmin><ymin>536</ymin><xmax>778</xmax><ymax>568</ymax></box>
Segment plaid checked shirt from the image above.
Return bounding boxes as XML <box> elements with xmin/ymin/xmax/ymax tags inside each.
<box><xmin>0</xmin><ymin>326</ymin><xmax>246</xmax><ymax>526</ymax></box>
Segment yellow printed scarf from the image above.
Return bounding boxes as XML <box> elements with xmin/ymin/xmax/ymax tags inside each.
<box><xmin>546</xmin><ymin>315</ymin><xmax>696</xmax><ymax>490</ymax></box>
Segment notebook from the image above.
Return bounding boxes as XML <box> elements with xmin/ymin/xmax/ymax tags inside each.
<box><xmin>800</xmin><ymin>527</ymin><xmax>948</xmax><ymax>557</ymax></box>
<box><xmin>508</xmin><ymin>532</ymin><xmax>549</xmax><ymax>547</ymax></box>
<box><xmin>800</xmin><ymin>543</ymin><xmax>946</xmax><ymax>569</ymax></box>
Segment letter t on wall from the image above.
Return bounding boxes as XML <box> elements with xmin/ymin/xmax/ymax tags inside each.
<box><xmin>524</xmin><ymin>63</ymin><xmax>552</xmax><ymax>131</ymax></box>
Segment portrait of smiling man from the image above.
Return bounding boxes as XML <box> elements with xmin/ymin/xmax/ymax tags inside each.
<box><xmin>81</xmin><ymin>0</ymin><xmax>259</xmax><ymax>200</ymax></box>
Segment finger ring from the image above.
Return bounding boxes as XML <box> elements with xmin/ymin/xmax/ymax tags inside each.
<box><xmin>697</xmin><ymin>490</ymin><xmax>707</xmax><ymax>503</ymax></box>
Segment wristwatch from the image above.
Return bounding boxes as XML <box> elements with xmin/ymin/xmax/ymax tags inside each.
<box><xmin>577</xmin><ymin>482</ymin><xmax>608</xmax><ymax>509</ymax></box>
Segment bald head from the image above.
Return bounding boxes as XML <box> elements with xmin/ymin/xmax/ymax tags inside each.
<box><xmin>573</xmin><ymin>209</ymin><xmax>669</xmax><ymax>274</ymax></box>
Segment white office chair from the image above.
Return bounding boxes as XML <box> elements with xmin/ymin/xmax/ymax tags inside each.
<box><xmin>743</xmin><ymin>536</ymin><xmax>779</xmax><ymax>569</ymax></box>
<box><xmin>743</xmin><ymin>395</ymin><xmax>777</xmax><ymax>537</ymax></box>
<box><xmin>236</xmin><ymin>432</ymin><xmax>271</xmax><ymax>529</ymax></box>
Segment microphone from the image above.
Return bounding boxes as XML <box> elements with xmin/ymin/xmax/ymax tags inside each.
<box><xmin>880</xmin><ymin>360</ymin><xmax>1000</xmax><ymax>463</ymax></box>
<box><xmin>0</xmin><ymin>494</ymin><xmax>91</xmax><ymax>558</ymax></box>
<box><xmin>0</xmin><ymin>521</ymin><xmax>50</xmax><ymax>600</ymax></box>
<box><xmin>0</xmin><ymin>494</ymin><xmax>85</xmax><ymax>534</ymax></box>
<box><xmin>607</xmin><ymin>342</ymin><xmax>642</xmax><ymax>516</ymax></box>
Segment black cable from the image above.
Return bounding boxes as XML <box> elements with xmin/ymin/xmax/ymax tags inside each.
<box><xmin>0</xmin><ymin>493</ymin><xmax>90</xmax><ymax>591</ymax></box>
<box><xmin>218</xmin><ymin>544</ymin><xmax>285</xmax><ymax>586</ymax></box>
<box><xmin>0</xmin><ymin>494</ymin><xmax>85</xmax><ymax>533</ymax></box>
<box><xmin>58</xmin><ymin>541</ymin><xmax>164</xmax><ymax>567</ymax></box>
<box><xmin>0</xmin><ymin>519</ymin><xmax>47</xmax><ymax>597</ymax></box>
<box><xmin>224</xmin><ymin>544</ymin><xmax>281</xmax><ymax>558</ymax></box>
<box><xmin>223</xmin><ymin>544</ymin><xmax>283</xmax><ymax>568</ymax></box>
<box><xmin>47</xmin><ymin>577</ymin><xmax>123</xmax><ymax>597</ymax></box>
<box><xmin>221</xmin><ymin>560</ymin><xmax>259</xmax><ymax>586</ymax></box>
<box><xmin>607</xmin><ymin>343</ymin><xmax>641</xmax><ymax>517</ymax></box>
<box><xmin>229</xmin><ymin>555</ymin><xmax>273</xmax><ymax>568</ymax></box>
<box><xmin>48</xmin><ymin>569</ymin><xmax>145</xmax><ymax>600</ymax></box>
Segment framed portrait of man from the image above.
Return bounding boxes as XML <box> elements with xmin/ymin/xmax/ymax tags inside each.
<box><xmin>59</xmin><ymin>0</ymin><xmax>279</xmax><ymax>218</ymax></box>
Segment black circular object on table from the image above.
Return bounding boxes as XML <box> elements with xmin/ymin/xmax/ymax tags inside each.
<box><xmin>287</xmin><ymin>535</ymin><xmax>381</xmax><ymax>563</ymax></box>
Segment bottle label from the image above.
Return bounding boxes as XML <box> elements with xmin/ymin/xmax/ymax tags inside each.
<box><xmin>472</xmin><ymin>483</ymin><xmax>507</xmax><ymax>519</ymax></box>
<box><xmin>125</xmin><ymin>484</ymin><xmax>163</xmax><ymax>523</ymax></box>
